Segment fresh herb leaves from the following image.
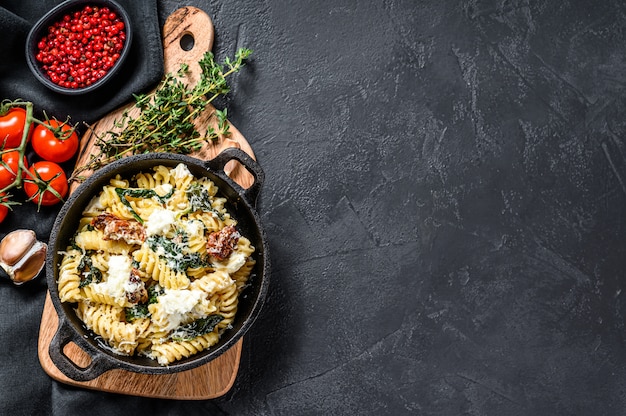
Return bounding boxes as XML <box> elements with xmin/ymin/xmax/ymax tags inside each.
<box><xmin>125</xmin><ymin>304</ymin><xmax>149</xmax><ymax>322</ymax></box>
<box><xmin>147</xmin><ymin>234</ymin><xmax>208</xmax><ymax>272</ymax></box>
<box><xmin>125</xmin><ymin>285</ymin><xmax>163</xmax><ymax>322</ymax></box>
<box><xmin>169</xmin><ymin>315</ymin><xmax>224</xmax><ymax>341</ymax></box>
<box><xmin>115</xmin><ymin>187</ymin><xmax>174</xmax><ymax>222</ymax></box>
<box><xmin>78</xmin><ymin>252</ymin><xmax>102</xmax><ymax>288</ymax></box>
<box><xmin>185</xmin><ymin>183</ymin><xmax>226</xmax><ymax>221</ymax></box>
<box><xmin>71</xmin><ymin>48</ymin><xmax>252</xmax><ymax>182</ymax></box>
<box><xmin>186</xmin><ymin>182</ymin><xmax>212</xmax><ymax>211</ymax></box>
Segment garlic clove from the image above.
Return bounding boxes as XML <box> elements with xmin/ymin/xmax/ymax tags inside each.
<box><xmin>11</xmin><ymin>242</ymin><xmax>47</xmax><ymax>284</ymax></box>
<box><xmin>0</xmin><ymin>230</ymin><xmax>38</xmax><ymax>266</ymax></box>
<box><xmin>0</xmin><ymin>230</ymin><xmax>47</xmax><ymax>285</ymax></box>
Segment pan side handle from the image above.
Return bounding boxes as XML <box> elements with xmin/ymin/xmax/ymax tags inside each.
<box><xmin>48</xmin><ymin>317</ymin><xmax>114</xmax><ymax>382</ymax></box>
<box><xmin>206</xmin><ymin>147</ymin><xmax>265</xmax><ymax>207</ymax></box>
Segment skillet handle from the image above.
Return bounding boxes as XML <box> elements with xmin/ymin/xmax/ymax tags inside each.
<box><xmin>48</xmin><ymin>317</ymin><xmax>112</xmax><ymax>382</ymax></box>
<box><xmin>206</xmin><ymin>147</ymin><xmax>265</xmax><ymax>206</ymax></box>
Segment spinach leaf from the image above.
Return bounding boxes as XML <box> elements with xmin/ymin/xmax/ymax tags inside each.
<box><xmin>186</xmin><ymin>183</ymin><xmax>212</xmax><ymax>211</ymax></box>
<box><xmin>125</xmin><ymin>285</ymin><xmax>163</xmax><ymax>322</ymax></box>
<box><xmin>169</xmin><ymin>315</ymin><xmax>224</xmax><ymax>341</ymax></box>
<box><xmin>115</xmin><ymin>187</ymin><xmax>175</xmax><ymax>223</ymax></box>
<box><xmin>185</xmin><ymin>183</ymin><xmax>224</xmax><ymax>219</ymax></box>
<box><xmin>147</xmin><ymin>234</ymin><xmax>208</xmax><ymax>272</ymax></box>
<box><xmin>147</xmin><ymin>284</ymin><xmax>164</xmax><ymax>303</ymax></box>
<box><xmin>78</xmin><ymin>252</ymin><xmax>103</xmax><ymax>288</ymax></box>
<box><xmin>125</xmin><ymin>304</ymin><xmax>150</xmax><ymax>322</ymax></box>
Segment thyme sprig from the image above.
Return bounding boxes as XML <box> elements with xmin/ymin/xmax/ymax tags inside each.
<box><xmin>71</xmin><ymin>48</ymin><xmax>252</xmax><ymax>182</ymax></box>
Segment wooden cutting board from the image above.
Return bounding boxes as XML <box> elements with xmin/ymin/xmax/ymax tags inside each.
<box><xmin>37</xmin><ymin>6</ymin><xmax>255</xmax><ymax>399</ymax></box>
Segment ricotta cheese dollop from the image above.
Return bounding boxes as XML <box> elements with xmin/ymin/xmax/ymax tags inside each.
<box><xmin>146</xmin><ymin>207</ymin><xmax>177</xmax><ymax>236</ymax></box>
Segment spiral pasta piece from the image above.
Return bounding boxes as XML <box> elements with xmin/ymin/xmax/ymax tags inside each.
<box><xmin>189</xmin><ymin>270</ymin><xmax>234</xmax><ymax>295</ymax></box>
<box><xmin>188</xmin><ymin>211</ymin><xmax>233</xmax><ymax>233</ymax></box>
<box><xmin>81</xmin><ymin>285</ymin><xmax>133</xmax><ymax>308</ymax></box>
<box><xmin>134</xmin><ymin>171</ymin><xmax>158</xmax><ymax>189</ymax></box>
<box><xmin>76</xmin><ymin>302</ymin><xmax>139</xmax><ymax>355</ymax></box>
<box><xmin>151</xmin><ymin>331</ymin><xmax>220</xmax><ymax>365</ymax></box>
<box><xmin>232</xmin><ymin>258</ymin><xmax>256</xmax><ymax>291</ymax></box>
<box><xmin>133</xmin><ymin>244</ymin><xmax>190</xmax><ymax>290</ymax></box>
<box><xmin>57</xmin><ymin>249</ymin><xmax>83</xmax><ymax>303</ymax></box>
<box><xmin>152</xmin><ymin>165</ymin><xmax>173</xmax><ymax>186</ymax></box>
<box><xmin>215</xmin><ymin>284</ymin><xmax>238</xmax><ymax>330</ymax></box>
<box><xmin>74</xmin><ymin>229</ymin><xmax>134</xmax><ymax>253</ymax></box>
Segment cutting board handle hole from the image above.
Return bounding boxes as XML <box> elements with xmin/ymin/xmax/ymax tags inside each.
<box><xmin>180</xmin><ymin>33</ymin><xmax>195</xmax><ymax>51</ymax></box>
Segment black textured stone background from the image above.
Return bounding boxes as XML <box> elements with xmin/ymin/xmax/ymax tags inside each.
<box><xmin>2</xmin><ymin>0</ymin><xmax>626</xmax><ymax>415</ymax></box>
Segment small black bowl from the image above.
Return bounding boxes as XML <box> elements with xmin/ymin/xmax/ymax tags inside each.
<box><xmin>25</xmin><ymin>0</ymin><xmax>133</xmax><ymax>95</ymax></box>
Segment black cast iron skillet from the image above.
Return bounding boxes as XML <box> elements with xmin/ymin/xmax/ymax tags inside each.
<box><xmin>46</xmin><ymin>148</ymin><xmax>269</xmax><ymax>381</ymax></box>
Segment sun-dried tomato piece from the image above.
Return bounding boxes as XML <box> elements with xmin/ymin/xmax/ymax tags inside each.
<box><xmin>91</xmin><ymin>213</ymin><xmax>146</xmax><ymax>245</ymax></box>
<box><xmin>207</xmin><ymin>225</ymin><xmax>240</xmax><ymax>260</ymax></box>
<box><xmin>125</xmin><ymin>268</ymin><xmax>148</xmax><ymax>304</ymax></box>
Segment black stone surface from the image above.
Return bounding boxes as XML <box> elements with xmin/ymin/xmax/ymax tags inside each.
<box><xmin>1</xmin><ymin>0</ymin><xmax>626</xmax><ymax>415</ymax></box>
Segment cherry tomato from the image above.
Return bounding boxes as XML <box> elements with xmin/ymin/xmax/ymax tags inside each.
<box><xmin>0</xmin><ymin>108</ymin><xmax>31</xmax><ymax>149</ymax></box>
<box><xmin>0</xmin><ymin>150</ymin><xmax>27</xmax><ymax>189</ymax></box>
<box><xmin>0</xmin><ymin>194</ymin><xmax>8</xmax><ymax>223</ymax></box>
<box><xmin>32</xmin><ymin>120</ymin><xmax>79</xmax><ymax>163</ymax></box>
<box><xmin>24</xmin><ymin>161</ymin><xmax>69</xmax><ymax>206</ymax></box>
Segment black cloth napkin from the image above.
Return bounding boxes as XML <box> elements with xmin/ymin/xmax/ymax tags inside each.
<box><xmin>0</xmin><ymin>0</ymin><xmax>164</xmax><ymax>242</ymax></box>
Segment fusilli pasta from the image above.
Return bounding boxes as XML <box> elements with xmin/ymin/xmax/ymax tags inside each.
<box><xmin>56</xmin><ymin>163</ymin><xmax>256</xmax><ymax>365</ymax></box>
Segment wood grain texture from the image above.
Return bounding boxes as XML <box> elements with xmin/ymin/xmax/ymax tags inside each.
<box><xmin>37</xmin><ymin>6</ymin><xmax>254</xmax><ymax>399</ymax></box>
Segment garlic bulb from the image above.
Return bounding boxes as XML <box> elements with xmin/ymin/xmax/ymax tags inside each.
<box><xmin>0</xmin><ymin>230</ymin><xmax>47</xmax><ymax>285</ymax></box>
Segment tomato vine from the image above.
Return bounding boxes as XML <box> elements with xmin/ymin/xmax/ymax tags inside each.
<box><xmin>0</xmin><ymin>99</ymin><xmax>77</xmax><ymax>216</ymax></box>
